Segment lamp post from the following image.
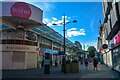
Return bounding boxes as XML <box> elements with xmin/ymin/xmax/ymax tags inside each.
<box><xmin>52</xmin><ymin>14</ymin><xmax>77</xmax><ymax>73</ymax></box>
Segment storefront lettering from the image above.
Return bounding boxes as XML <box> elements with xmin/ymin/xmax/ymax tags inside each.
<box><xmin>11</xmin><ymin>2</ymin><xmax>31</xmax><ymax>18</ymax></box>
<box><xmin>6</xmin><ymin>46</ymin><xmax>30</xmax><ymax>50</ymax></box>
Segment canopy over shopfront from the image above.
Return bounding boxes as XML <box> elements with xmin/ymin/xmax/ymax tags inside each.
<box><xmin>30</xmin><ymin>25</ymin><xmax>75</xmax><ymax>47</ymax></box>
<box><xmin>1</xmin><ymin>2</ymin><xmax>44</xmax><ymax>29</ymax></box>
<box><xmin>40</xmin><ymin>48</ymin><xmax>59</xmax><ymax>54</ymax></box>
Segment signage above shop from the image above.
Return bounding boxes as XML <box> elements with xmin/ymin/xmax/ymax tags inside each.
<box><xmin>2</xmin><ymin>2</ymin><xmax>43</xmax><ymax>28</ymax></box>
<box><xmin>11</xmin><ymin>2</ymin><xmax>31</xmax><ymax>18</ymax></box>
<box><xmin>0</xmin><ymin>44</ymin><xmax>39</xmax><ymax>52</ymax></box>
<box><xmin>25</xmin><ymin>31</ymin><xmax>37</xmax><ymax>42</ymax></box>
<box><xmin>114</xmin><ymin>31</ymin><xmax>120</xmax><ymax>45</ymax></box>
<box><xmin>102</xmin><ymin>44</ymin><xmax>108</xmax><ymax>49</ymax></box>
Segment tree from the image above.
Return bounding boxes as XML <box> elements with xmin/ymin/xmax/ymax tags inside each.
<box><xmin>87</xmin><ymin>46</ymin><xmax>96</xmax><ymax>58</ymax></box>
<box><xmin>70</xmin><ymin>46</ymin><xmax>82</xmax><ymax>60</ymax></box>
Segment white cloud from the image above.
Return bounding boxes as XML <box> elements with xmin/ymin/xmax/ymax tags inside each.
<box><xmin>62</xmin><ymin>16</ymin><xmax>67</xmax><ymax>20</ymax></box>
<box><xmin>54</xmin><ymin>20</ymin><xmax>63</xmax><ymax>25</ymax></box>
<box><xmin>67</xmin><ymin>28</ymin><xmax>86</xmax><ymax>37</ymax></box>
<box><xmin>47</xmin><ymin>23</ymin><xmax>53</xmax><ymax>26</ymax></box>
<box><xmin>52</xmin><ymin>17</ymin><xmax>58</xmax><ymax>21</ymax></box>
<box><xmin>43</xmin><ymin>18</ymin><xmax>50</xmax><ymax>24</ymax></box>
<box><xmin>44</xmin><ymin>16</ymin><xmax>71</xmax><ymax>27</ymax></box>
<box><xmin>42</xmin><ymin>21</ymin><xmax>46</xmax><ymax>24</ymax></box>
<box><xmin>68</xmin><ymin>17</ymin><xmax>71</xmax><ymax>19</ymax></box>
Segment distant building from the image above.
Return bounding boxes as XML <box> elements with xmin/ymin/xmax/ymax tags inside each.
<box><xmin>74</xmin><ymin>41</ymin><xmax>82</xmax><ymax>50</ymax></box>
<box><xmin>74</xmin><ymin>41</ymin><xmax>84</xmax><ymax>59</ymax></box>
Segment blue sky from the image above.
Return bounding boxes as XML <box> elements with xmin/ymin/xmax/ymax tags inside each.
<box><xmin>29</xmin><ymin>2</ymin><xmax>103</xmax><ymax>50</ymax></box>
<box><xmin>1</xmin><ymin>0</ymin><xmax>103</xmax><ymax>50</ymax></box>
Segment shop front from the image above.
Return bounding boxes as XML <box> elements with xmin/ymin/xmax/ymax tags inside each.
<box><xmin>112</xmin><ymin>31</ymin><xmax>120</xmax><ymax>72</ymax></box>
<box><xmin>1</xmin><ymin>28</ymin><xmax>39</xmax><ymax>70</ymax></box>
<box><xmin>1</xmin><ymin>2</ymin><xmax>43</xmax><ymax>70</ymax></box>
<box><xmin>38</xmin><ymin>48</ymin><xmax>61</xmax><ymax>67</ymax></box>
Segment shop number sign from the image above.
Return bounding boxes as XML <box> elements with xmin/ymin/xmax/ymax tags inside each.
<box><xmin>11</xmin><ymin>2</ymin><xmax>31</xmax><ymax>18</ymax></box>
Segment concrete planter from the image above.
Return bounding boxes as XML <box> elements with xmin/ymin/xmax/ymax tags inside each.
<box><xmin>65</xmin><ymin>63</ymin><xmax>71</xmax><ymax>73</ymax></box>
<box><xmin>70</xmin><ymin>62</ymin><xmax>79</xmax><ymax>73</ymax></box>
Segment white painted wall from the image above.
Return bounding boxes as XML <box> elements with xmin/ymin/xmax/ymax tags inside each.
<box><xmin>26</xmin><ymin>52</ymin><xmax>37</xmax><ymax>69</ymax></box>
<box><xmin>106</xmin><ymin>51</ymin><xmax>113</xmax><ymax>67</ymax></box>
<box><xmin>2</xmin><ymin>52</ymin><xmax>12</xmax><ymax>69</ymax></box>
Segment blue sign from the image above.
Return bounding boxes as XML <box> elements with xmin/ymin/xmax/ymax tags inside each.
<box><xmin>40</xmin><ymin>48</ymin><xmax>59</xmax><ymax>54</ymax></box>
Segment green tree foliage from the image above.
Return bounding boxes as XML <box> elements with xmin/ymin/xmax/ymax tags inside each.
<box><xmin>71</xmin><ymin>46</ymin><xmax>79</xmax><ymax>55</ymax></box>
<box><xmin>87</xmin><ymin>46</ymin><xmax>96</xmax><ymax>58</ymax></box>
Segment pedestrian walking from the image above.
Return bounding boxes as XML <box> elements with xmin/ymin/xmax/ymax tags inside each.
<box><xmin>41</xmin><ymin>59</ymin><xmax>44</xmax><ymax>67</ymax></box>
<box><xmin>55</xmin><ymin>59</ymin><xmax>58</xmax><ymax>66</ymax></box>
<box><xmin>80</xmin><ymin>57</ymin><xmax>83</xmax><ymax>64</ymax></box>
<box><xmin>93</xmin><ymin>56</ymin><xmax>98</xmax><ymax>70</ymax></box>
<box><xmin>85</xmin><ymin>59</ymin><xmax>89</xmax><ymax>70</ymax></box>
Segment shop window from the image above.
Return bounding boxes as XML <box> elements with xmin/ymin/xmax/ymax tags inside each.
<box><xmin>32</xmin><ymin>42</ymin><xmax>37</xmax><ymax>46</ymax></box>
<box><xmin>113</xmin><ymin>47</ymin><xmax>120</xmax><ymax>72</ymax></box>
<box><xmin>1</xmin><ymin>40</ymin><xmax>7</xmax><ymax>44</ymax></box>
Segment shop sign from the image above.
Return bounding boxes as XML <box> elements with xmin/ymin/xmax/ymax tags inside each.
<box><xmin>11</xmin><ymin>2</ymin><xmax>31</xmax><ymax>18</ymax></box>
<box><xmin>25</xmin><ymin>31</ymin><xmax>37</xmax><ymax>42</ymax></box>
<box><xmin>1</xmin><ymin>44</ymin><xmax>38</xmax><ymax>52</ymax></box>
<box><xmin>102</xmin><ymin>44</ymin><xmax>108</xmax><ymax>49</ymax></box>
<box><xmin>114</xmin><ymin>31</ymin><xmax>120</xmax><ymax>45</ymax></box>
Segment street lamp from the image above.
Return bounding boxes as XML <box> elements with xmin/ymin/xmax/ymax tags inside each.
<box><xmin>52</xmin><ymin>14</ymin><xmax>77</xmax><ymax>73</ymax></box>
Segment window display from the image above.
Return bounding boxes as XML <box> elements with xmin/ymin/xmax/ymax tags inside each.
<box><xmin>113</xmin><ymin>47</ymin><xmax>120</xmax><ymax>72</ymax></box>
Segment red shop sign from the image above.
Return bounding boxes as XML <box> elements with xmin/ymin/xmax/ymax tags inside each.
<box><xmin>114</xmin><ymin>31</ymin><xmax>120</xmax><ymax>45</ymax></box>
<box><xmin>11</xmin><ymin>2</ymin><xmax>31</xmax><ymax>18</ymax></box>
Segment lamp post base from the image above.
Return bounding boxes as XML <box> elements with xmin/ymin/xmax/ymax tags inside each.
<box><xmin>61</xmin><ymin>57</ymin><xmax>66</xmax><ymax>73</ymax></box>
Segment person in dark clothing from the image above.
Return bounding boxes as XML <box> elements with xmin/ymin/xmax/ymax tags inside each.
<box><xmin>93</xmin><ymin>56</ymin><xmax>98</xmax><ymax>70</ymax></box>
<box><xmin>85</xmin><ymin>59</ymin><xmax>89</xmax><ymax>70</ymax></box>
<box><xmin>80</xmin><ymin>57</ymin><xmax>83</xmax><ymax>64</ymax></box>
<box><xmin>41</xmin><ymin>59</ymin><xmax>44</xmax><ymax>67</ymax></box>
<box><xmin>55</xmin><ymin>59</ymin><xmax>58</xmax><ymax>66</ymax></box>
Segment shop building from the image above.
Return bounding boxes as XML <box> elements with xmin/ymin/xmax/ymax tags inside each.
<box><xmin>1</xmin><ymin>2</ymin><xmax>44</xmax><ymax>70</ymax></box>
<box><xmin>31</xmin><ymin>25</ymin><xmax>75</xmax><ymax>67</ymax></box>
<box><xmin>1</xmin><ymin>2</ymin><xmax>75</xmax><ymax>70</ymax></box>
<box><xmin>100</xmin><ymin>0</ymin><xmax>120</xmax><ymax>72</ymax></box>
